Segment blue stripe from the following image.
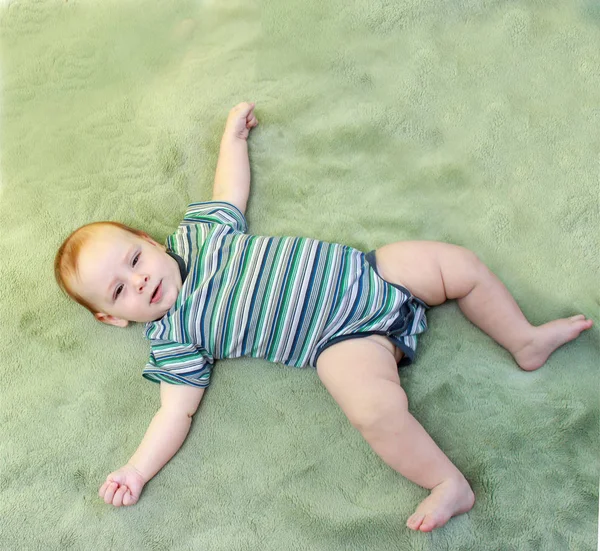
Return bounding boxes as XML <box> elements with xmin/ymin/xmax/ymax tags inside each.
<box><xmin>263</xmin><ymin>238</ymin><xmax>300</xmax><ymax>355</ymax></box>
<box><xmin>288</xmin><ymin>241</ymin><xmax>322</xmax><ymax>359</ymax></box>
<box><xmin>323</xmin><ymin>248</ymin><xmax>347</xmax><ymax>326</ymax></box>
<box><xmin>241</xmin><ymin>238</ymin><xmax>273</xmax><ymax>355</ymax></box>
<box><xmin>200</xmin><ymin>234</ymin><xmax>224</xmax><ymax>351</ymax></box>
<box><xmin>338</xmin><ymin>254</ymin><xmax>364</xmax><ymax>329</ymax></box>
<box><xmin>219</xmin><ymin>236</ymin><xmax>254</xmax><ymax>353</ymax></box>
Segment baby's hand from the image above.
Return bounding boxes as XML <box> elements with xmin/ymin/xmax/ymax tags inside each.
<box><xmin>224</xmin><ymin>102</ymin><xmax>258</xmax><ymax>141</ymax></box>
<box><xmin>99</xmin><ymin>463</ymin><xmax>146</xmax><ymax>507</ymax></box>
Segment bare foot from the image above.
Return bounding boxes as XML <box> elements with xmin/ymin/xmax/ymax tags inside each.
<box><xmin>514</xmin><ymin>315</ymin><xmax>594</xmax><ymax>371</ymax></box>
<box><xmin>406</xmin><ymin>476</ymin><xmax>475</xmax><ymax>532</ymax></box>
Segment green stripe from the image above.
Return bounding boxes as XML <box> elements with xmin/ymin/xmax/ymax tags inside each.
<box><xmin>222</xmin><ymin>235</ymin><xmax>259</xmax><ymax>351</ymax></box>
<box><xmin>360</xmin><ymin>266</ymin><xmax>388</xmax><ymax>330</ymax></box>
<box><xmin>251</xmin><ymin>237</ymin><xmax>287</xmax><ymax>355</ymax></box>
<box><xmin>267</xmin><ymin>237</ymin><xmax>305</xmax><ymax>360</ymax></box>
<box><xmin>324</xmin><ymin>246</ymin><xmax>352</xmax><ymax>324</ymax></box>
<box><xmin>296</xmin><ymin>243</ymin><xmax>335</xmax><ymax>361</ymax></box>
<box><xmin>209</xmin><ymin>235</ymin><xmax>255</xmax><ymax>351</ymax></box>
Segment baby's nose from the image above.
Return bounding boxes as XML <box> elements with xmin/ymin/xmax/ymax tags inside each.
<box><xmin>133</xmin><ymin>274</ymin><xmax>149</xmax><ymax>292</ymax></box>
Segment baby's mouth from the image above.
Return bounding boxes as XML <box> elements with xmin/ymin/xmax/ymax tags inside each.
<box><xmin>150</xmin><ymin>280</ymin><xmax>163</xmax><ymax>304</ymax></box>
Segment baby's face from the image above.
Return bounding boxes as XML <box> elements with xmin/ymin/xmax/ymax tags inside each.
<box><xmin>72</xmin><ymin>226</ymin><xmax>182</xmax><ymax>326</ymax></box>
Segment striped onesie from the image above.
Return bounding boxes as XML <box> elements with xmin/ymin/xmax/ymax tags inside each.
<box><xmin>142</xmin><ymin>202</ymin><xmax>428</xmax><ymax>388</ymax></box>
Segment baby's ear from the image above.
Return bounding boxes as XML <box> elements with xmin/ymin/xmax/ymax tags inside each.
<box><xmin>94</xmin><ymin>313</ymin><xmax>129</xmax><ymax>328</ymax></box>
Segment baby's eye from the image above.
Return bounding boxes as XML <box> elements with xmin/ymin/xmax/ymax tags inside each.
<box><xmin>132</xmin><ymin>252</ymin><xmax>140</xmax><ymax>267</ymax></box>
<box><xmin>114</xmin><ymin>284</ymin><xmax>124</xmax><ymax>300</ymax></box>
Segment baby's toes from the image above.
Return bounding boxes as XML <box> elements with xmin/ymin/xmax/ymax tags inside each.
<box><xmin>571</xmin><ymin>318</ymin><xmax>593</xmax><ymax>334</ymax></box>
<box><xmin>419</xmin><ymin>514</ymin><xmax>441</xmax><ymax>532</ymax></box>
<box><xmin>406</xmin><ymin>513</ymin><xmax>425</xmax><ymax>531</ymax></box>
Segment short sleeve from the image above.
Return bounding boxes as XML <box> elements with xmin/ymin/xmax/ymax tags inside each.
<box><xmin>183</xmin><ymin>201</ymin><xmax>248</xmax><ymax>233</ymax></box>
<box><xmin>142</xmin><ymin>340</ymin><xmax>214</xmax><ymax>388</ymax></box>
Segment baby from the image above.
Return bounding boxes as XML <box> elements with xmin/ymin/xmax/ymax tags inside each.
<box><xmin>54</xmin><ymin>102</ymin><xmax>593</xmax><ymax>532</ymax></box>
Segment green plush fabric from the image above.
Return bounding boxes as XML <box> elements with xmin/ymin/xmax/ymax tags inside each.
<box><xmin>1</xmin><ymin>1</ymin><xmax>598</xmax><ymax>549</ymax></box>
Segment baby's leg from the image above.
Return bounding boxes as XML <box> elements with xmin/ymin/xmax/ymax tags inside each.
<box><xmin>374</xmin><ymin>241</ymin><xmax>593</xmax><ymax>371</ymax></box>
<box><xmin>317</xmin><ymin>336</ymin><xmax>475</xmax><ymax>532</ymax></box>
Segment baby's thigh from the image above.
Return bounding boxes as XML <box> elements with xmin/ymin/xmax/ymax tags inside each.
<box><xmin>374</xmin><ymin>240</ymin><xmax>472</xmax><ymax>306</ymax></box>
<box><xmin>316</xmin><ymin>336</ymin><xmax>406</xmax><ymax>425</ymax></box>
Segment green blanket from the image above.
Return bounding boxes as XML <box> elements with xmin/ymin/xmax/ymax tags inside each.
<box><xmin>1</xmin><ymin>1</ymin><xmax>598</xmax><ymax>549</ymax></box>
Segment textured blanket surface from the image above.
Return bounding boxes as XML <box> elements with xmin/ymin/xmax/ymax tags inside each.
<box><xmin>1</xmin><ymin>1</ymin><xmax>598</xmax><ymax>549</ymax></box>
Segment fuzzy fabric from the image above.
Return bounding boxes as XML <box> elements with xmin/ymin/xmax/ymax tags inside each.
<box><xmin>1</xmin><ymin>1</ymin><xmax>598</xmax><ymax>549</ymax></box>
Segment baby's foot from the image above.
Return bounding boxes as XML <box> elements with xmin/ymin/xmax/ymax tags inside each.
<box><xmin>514</xmin><ymin>315</ymin><xmax>594</xmax><ymax>371</ymax></box>
<box><xmin>406</xmin><ymin>476</ymin><xmax>475</xmax><ymax>533</ymax></box>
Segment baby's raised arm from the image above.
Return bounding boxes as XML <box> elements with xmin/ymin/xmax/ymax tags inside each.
<box><xmin>99</xmin><ymin>383</ymin><xmax>204</xmax><ymax>507</ymax></box>
<box><xmin>212</xmin><ymin>102</ymin><xmax>258</xmax><ymax>215</ymax></box>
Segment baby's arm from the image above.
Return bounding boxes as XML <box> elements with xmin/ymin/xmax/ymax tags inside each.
<box><xmin>212</xmin><ymin>102</ymin><xmax>258</xmax><ymax>215</ymax></box>
<box><xmin>99</xmin><ymin>383</ymin><xmax>204</xmax><ymax>507</ymax></box>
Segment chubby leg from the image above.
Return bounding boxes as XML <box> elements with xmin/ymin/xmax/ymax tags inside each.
<box><xmin>317</xmin><ymin>335</ymin><xmax>475</xmax><ymax>532</ymax></box>
<box><xmin>374</xmin><ymin>241</ymin><xmax>593</xmax><ymax>371</ymax></box>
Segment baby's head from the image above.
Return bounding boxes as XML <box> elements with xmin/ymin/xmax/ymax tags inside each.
<box><xmin>55</xmin><ymin>222</ymin><xmax>183</xmax><ymax>326</ymax></box>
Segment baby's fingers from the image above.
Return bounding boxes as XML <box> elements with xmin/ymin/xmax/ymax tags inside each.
<box><xmin>232</xmin><ymin>101</ymin><xmax>255</xmax><ymax>118</ymax></box>
<box><xmin>122</xmin><ymin>488</ymin><xmax>138</xmax><ymax>506</ymax></box>
<box><xmin>98</xmin><ymin>480</ymin><xmax>109</xmax><ymax>498</ymax></box>
<box><xmin>102</xmin><ymin>481</ymin><xmax>119</xmax><ymax>504</ymax></box>
<box><xmin>112</xmin><ymin>484</ymin><xmax>128</xmax><ymax>507</ymax></box>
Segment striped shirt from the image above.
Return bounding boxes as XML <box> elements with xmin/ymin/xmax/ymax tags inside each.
<box><xmin>142</xmin><ymin>202</ymin><xmax>427</xmax><ymax>388</ymax></box>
